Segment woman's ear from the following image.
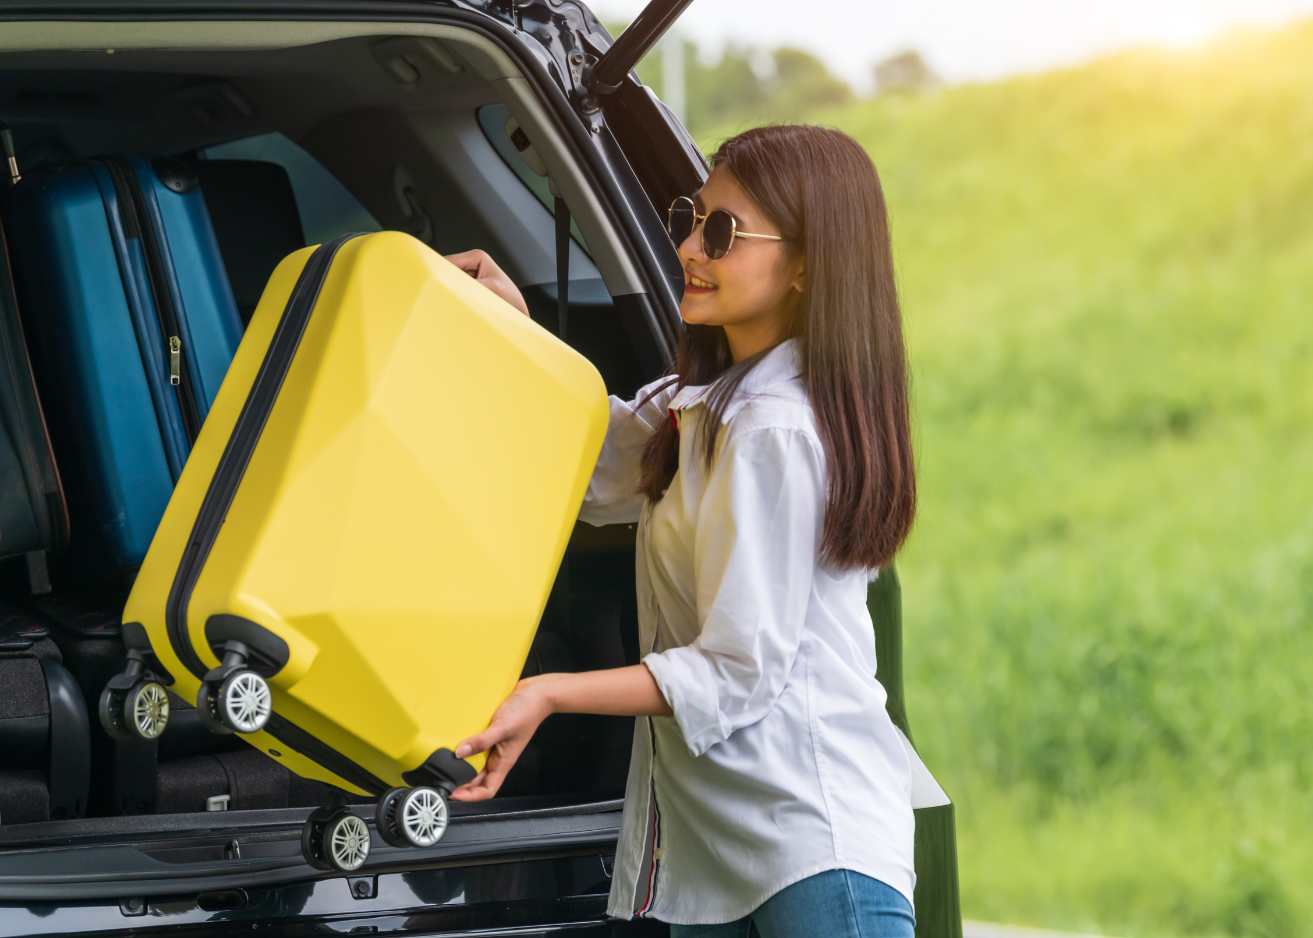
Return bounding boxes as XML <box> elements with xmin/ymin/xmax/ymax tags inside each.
<box><xmin>792</xmin><ymin>265</ymin><xmax>805</xmax><ymax>294</ymax></box>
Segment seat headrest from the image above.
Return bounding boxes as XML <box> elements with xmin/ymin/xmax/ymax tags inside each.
<box><xmin>195</xmin><ymin>159</ymin><xmax>306</xmax><ymax>325</ymax></box>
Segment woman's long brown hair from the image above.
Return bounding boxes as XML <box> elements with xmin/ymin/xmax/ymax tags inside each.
<box><xmin>635</xmin><ymin>124</ymin><xmax>916</xmax><ymax>573</ymax></box>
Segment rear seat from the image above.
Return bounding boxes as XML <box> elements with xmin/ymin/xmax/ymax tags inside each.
<box><xmin>0</xmin><ymin>217</ymin><xmax>68</xmax><ymax>592</ymax></box>
<box><xmin>0</xmin><ymin>606</ymin><xmax>89</xmax><ymax>824</ymax></box>
<box><xmin>0</xmin><ymin>215</ymin><xmax>87</xmax><ymax>826</ymax></box>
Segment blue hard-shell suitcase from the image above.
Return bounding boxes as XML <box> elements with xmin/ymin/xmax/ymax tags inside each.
<box><xmin>7</xmin><ymin>157</ymin><xmax>242</xmax><ymax>575</ymax></box>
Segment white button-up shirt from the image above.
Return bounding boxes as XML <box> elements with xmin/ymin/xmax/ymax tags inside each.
<box><xmin>578</xmin><ymin>337</ymin><xmax>918</xmax><ymax>926</ymax></box>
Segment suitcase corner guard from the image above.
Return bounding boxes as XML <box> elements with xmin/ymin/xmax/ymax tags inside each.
<box><xmin>403</xmin><ymin>748</ymin><xmax>478</xmax><ymax>796</ymax></box>
<box><xmin>203</xmin><ymin>614</ymin><xmax>291</xmax><ymax>674</ymax></box>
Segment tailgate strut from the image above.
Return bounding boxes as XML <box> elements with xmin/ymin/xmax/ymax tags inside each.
<box><xmin>585</xmin><ymin>0</ymin><xmax>695</xmax><ymax>97</ymax></box>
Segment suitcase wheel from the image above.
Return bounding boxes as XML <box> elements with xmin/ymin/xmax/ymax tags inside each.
<box><xmin>198</xmin><ymin>668</ymin><xmax>271</xmax><ymax>735</ymax></box>
<box><xmin>376</xmin><ymin>785</ymin><xmax>449</xmax><ymax>849</ymax></box>
<box><xmin>302</xmin><ymin>805</ymin><xmax>371</xmax><ymax>872</ymax></box>
<box><xmin>98</xmin><ymin>679</ymin><xmax>170</xmax><ymax>741</ymax></box>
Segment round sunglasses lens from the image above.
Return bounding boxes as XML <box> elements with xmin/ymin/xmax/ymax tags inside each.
<box><xmin>667</xmin><ymin>201</ymin><xmax>695</xmax><ymax>245</ymax></box>
<box><xmin>704</xmin><ymin>210</ymin><xmax>735</xmax><ymax>259</ymax></box>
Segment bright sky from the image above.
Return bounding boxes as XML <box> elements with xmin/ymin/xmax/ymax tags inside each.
<box><xmin>593</xmin><ymin>0</ymin><xmax>1313</xmax><ymax>90</ymax></box>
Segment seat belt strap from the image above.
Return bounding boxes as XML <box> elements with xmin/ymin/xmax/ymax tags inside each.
<box><xmin>554</xmin><ymin>194</ymin><xmax>569</xmax><ymax>342</ymax></box>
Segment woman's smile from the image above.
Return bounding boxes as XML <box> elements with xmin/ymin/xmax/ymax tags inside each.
<box><xmin>685</xmin><ymin>271</ymin><xmax>717</xmax><ymax>293</ymax></box>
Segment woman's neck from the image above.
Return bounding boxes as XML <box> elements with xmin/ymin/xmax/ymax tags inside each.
<box><xmin>725</xmin><ymin>319</ymin><xmax>790</xmax><ymax>365</ymax></box>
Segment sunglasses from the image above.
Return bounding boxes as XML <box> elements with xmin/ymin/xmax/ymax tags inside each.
<box><xmin>666</xmin><ymin>195</ymin><xmax>784</xmax><ymax>260</ymax></box>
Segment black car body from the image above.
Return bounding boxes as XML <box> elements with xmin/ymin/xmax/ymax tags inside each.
<box><xmin>0</xmin><ymin>2</ymin><xmax>962</xmax><ymax>935</ymax></box>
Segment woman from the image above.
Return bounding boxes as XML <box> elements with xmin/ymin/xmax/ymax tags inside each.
<box><xmin>444</xmin><ymin>124</ymin><xmax>918</xmax><ymax>937</ymax></box>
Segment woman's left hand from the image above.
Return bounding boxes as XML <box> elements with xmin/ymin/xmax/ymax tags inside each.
<box><xmin>449</xmin><ymin>676</ymin><xmax>557</xmax><ymax>802</ymax></box>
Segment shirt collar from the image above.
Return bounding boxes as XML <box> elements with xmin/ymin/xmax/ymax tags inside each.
<box><xmin>667</xmin><ymin>337</ymin><xmax>805</xmax><ymax>417</ymax></box>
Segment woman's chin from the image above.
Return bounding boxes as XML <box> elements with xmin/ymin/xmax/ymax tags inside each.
<box><xmin>679</xmin><ymin>301</ymin><xmax>718</xmax><ymax>326</ymax></box>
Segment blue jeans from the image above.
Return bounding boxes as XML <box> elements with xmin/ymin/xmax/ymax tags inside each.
<box><xmin>669</xmin><ymin>869</ymin><xmax>915</xmax><ymax>938</ymax></box>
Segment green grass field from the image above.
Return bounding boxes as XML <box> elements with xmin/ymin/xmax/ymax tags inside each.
<box><xmin>699</xmin><ymin>20</ymin><xmax>1313</xmax><ymax>938</ymax></box>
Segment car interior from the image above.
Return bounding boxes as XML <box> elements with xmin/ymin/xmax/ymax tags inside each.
<box><xmin>0</xmin><ymin>22</ymin><xmax>671</xmax><ymax>834</ymax></box>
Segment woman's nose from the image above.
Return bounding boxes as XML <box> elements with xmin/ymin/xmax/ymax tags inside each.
<box><xmin>679</xmin><ymin>221</ymin><xmax>706</xmax><ymax>265</ymax></box>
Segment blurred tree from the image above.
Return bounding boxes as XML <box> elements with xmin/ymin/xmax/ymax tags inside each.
<box><xmin>599</xmin><ymin>18</ymin><xmax>853</xmax><ymax>136</ymax></box>
<box><xmin>872</xmin><ymin>49</ymin><xmax>940</xmax><ymax>94</ymax></box>
<box><xmin>769</xmin><ymin>45</ymin><xmax>854</xmax><ymax>117</ymax></box>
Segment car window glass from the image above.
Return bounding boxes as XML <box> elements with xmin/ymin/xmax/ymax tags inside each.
<box><xmin>200</xmin><ymin>132</ymin><xmax>380</xmax><ymax>245</ymax></box>
<box><xmin>476</xmin><ymin>103</ymin><xmax>590</xmax><ymax>256</ymax></box>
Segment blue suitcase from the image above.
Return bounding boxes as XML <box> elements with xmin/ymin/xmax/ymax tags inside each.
<box><xmin>7</xmin><ymin>157</ymin><xmax>242</xmax><ymax>575</ymax></box>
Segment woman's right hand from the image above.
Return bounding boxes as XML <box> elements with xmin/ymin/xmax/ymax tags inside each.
<box><xmin>444</xmin><ymin>249</ymin><xmax>530</xmax><ymax>318</ymax></box>
<box><xmin>448</xmin><ymin>675</ymin><xmax>556</xmax><ymax>802</ymax></box>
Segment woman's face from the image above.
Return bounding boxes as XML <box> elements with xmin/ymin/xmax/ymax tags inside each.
<box><xmin>675</xmin><ymin>166</ymin><xmax>803</xmax><ymax>348</ymax></box>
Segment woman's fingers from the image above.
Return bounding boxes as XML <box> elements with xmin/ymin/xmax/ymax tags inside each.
<box><xmin>454</xmin><ymin>725</ymin><xmax>503</xmax><ymax>760</ymax></box>
<box><xmin>441</xmin><ymin>248</ymin><xmax>530</xmax><ymax>318</ymax></box>
<box><xmin>443</xmin><ymin>248</ymin><xmax>489</xmax><ymax>275</ymax></box>
<box><xmin>449</xmin><ymin>683</ymin><xmax>553</xmax><ymax>802</ymax></box>
<box><xmin>449</xmin><ymin>770</ymin><xmax>489</xmax><ymax>802</ymax></box>
<box><xmin>477</xmin><ymin>746</ymin><xmax>516</xmax><ymax>796</ymax></box>
<box><xmin>443</xmin><ymin>248</ymin><xmax>496</xmax><ymax>282</ymax></box>
<box><xmin>449</xmin><ymin>740</ymin><xmax>521</xmax><ymax>801</ymax></box>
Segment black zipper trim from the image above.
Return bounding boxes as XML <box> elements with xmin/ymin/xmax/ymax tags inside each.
<box><xmin>103</xmin><ymin>158</ymin><xmax>202</xmax><ymax>441</ymax></box>
<box><xmin>263</xmin><ymin>713</ymin><xmax>388</xmax><ymax>794</ymax></box>
<box><xmin>163</xmin><ymin>236</ymin><xmax>348</xmax><ymax>676</ymax></box>
<box><xmin>162</xmin><ymin>234</ymin><xmax>385</xmax><ymax>795</ymax></box>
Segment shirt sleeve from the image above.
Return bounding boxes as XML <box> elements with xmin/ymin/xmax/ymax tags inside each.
<box><xmin>641</xmin><ymin>425</ymin><xmax>825</xmax><ymax>758</ymax></box>
<box><xmin>578</xmin><ymin>376</ymin><xmax>679</xmax><ymax>527</ymax></box>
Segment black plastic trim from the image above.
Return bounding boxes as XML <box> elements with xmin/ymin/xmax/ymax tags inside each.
<box><xmin>262</xmin><ymin>713</ymin><xmax>388</xmax><ymax>795</ymax></box>
<box><xmin>39</xmin><ymin>657</ymin><xmax>91</xmax><ymax>821</ymax></box>
<box><xmin>402</xmin><ymin>748</ymin><xmax>477</xmax><ymax>793</ymax></box>
<box><xmin>120</xmin><ymin>620</ymin><xmax>151</xmax><ymax>651</ymax></box>
<box><xmin>204</xmin><ymin>614</ymin><xmax>290</xmax><ymax>672</ymax></box>
<box><xmin>0</xmin><ymin>799</ymin><xmax>625</xmax><ymax>900</ymax></box>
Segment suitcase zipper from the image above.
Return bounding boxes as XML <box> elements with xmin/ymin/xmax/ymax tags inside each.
<box><xmin>162</xmin><ymin>233</ymin><xmax>388</xmax><ymax>796</ymax></box>
<box><xmin>169</xmin><ymin>335</ymin><xmax>182</xmax><ymax>386</ymax></box>
<box><xmin>103</xmin><ymin>159</ymin><xmax>201</xmax><ymax>440</ymax></box>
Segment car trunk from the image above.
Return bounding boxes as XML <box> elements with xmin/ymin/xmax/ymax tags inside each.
<box><xmin>0</xmin><ymin>11</ymin><xmax>670</xmax><ymax>874</ymax></box>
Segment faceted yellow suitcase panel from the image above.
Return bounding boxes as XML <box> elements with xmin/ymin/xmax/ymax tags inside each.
<box><xmin>125</xmin><ymin>231</ymin><xmax>609</xmax><ymax>796</ymax></box>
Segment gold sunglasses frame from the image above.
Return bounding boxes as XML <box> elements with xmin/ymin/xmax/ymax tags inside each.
<box><xmin>666</xmin><ymin>195</ymin><xmax>784</xmax><ymax>259</ymax></box>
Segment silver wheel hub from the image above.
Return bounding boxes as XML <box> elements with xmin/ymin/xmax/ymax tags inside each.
<box><xmin>329</xmin><ymin>815</ymin><xmax>370</xmax><ymax>871</ymax></box>
<box><xmin>132</xmin><ymin>683</ymin><xmax>169</xmax><ymax>739</ymax></box>
<box><xmin>402</xmin><ymin>788</ymin><xmax>448</xmax><ymax>847</ymax></box>
<box><xmin>223</xmin><ymin>672</ymin><xmax>271</xmax><ymax>733</ymax></box>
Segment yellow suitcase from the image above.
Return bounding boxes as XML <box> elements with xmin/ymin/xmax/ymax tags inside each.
<box><xmin>105</xmin><ymin>231</ymin><xmax>608</xmax><ymax>871</ymax></box>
